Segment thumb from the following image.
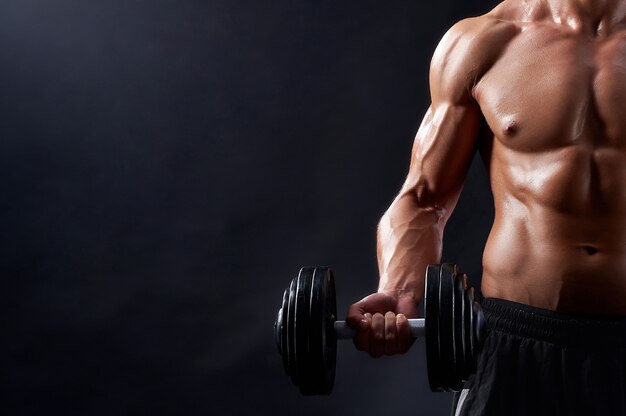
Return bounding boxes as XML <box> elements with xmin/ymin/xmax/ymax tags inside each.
<box><xmin>346</xmin><ymin>302</ymin><xmax>370</xmax><ymax>331</ymax></box>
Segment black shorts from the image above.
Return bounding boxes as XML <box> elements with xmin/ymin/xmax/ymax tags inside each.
<box><xmin>452</xmin><ymin>298</ymin><xmax>626</xmax><ymax>416</ymax></box>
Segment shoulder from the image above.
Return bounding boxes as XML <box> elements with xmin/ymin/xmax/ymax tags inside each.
<box><xmin>430</xmin><ymin>6</ymin><xmax>522</xmax><ymax>103</ymax></box>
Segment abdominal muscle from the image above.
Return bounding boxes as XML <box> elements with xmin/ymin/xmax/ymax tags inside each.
<box><xmin>479</xmin><ymin>141</ymin><xmax>626</xmax><ymax>315</ymax></box>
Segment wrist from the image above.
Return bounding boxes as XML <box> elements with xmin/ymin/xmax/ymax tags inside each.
<box><xmin>377</xmin><ymin>287</ymin><xmax>419</xmax><ymax>302</ymax></box>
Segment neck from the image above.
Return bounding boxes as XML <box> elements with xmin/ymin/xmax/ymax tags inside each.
<box><xmin>570</xmin><ymin>0</ymin><xmax>616</xmax><ymax>20</ymax></box>
<box><xmin>544</xmin><ymin>0</ymin><xmax>626</xmax><ymax>33</ymax></box>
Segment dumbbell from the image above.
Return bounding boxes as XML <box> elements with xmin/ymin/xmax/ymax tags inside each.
<box><xmin>274</xmin><ymin>263</ymin><xmax>485</xmax><ymax>395</ymax></box>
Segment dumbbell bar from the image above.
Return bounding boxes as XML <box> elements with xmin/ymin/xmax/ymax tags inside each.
<box><xmin>274</xmin><ymin>264</ymin><xmax>485</xmax><ymax>395</ymax></box>
<box><xmin>333</xmin><ymin>318</ymin><xmax>424</xmax><ymax>339</ymax></box>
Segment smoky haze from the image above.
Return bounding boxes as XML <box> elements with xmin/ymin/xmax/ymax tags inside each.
<box><xmin>2</xmin><ymin>1</ymin><xmax>498</xmax><ymax>415</ymax></box>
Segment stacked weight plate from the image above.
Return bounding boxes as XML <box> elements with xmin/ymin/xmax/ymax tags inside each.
<box><xmin>424</xmin><ymin>264</ymin><xmax>484</xmax><ymax>392</ymax></box>
<box><xmin>274</xmin><ymin>266</ymin><xmax>337</xmax><ymax>395</ymax></box>
<box><xmin>275</xmin><ymin>263</ymin><xmax>485</xmax><ymax>395</ymax></box>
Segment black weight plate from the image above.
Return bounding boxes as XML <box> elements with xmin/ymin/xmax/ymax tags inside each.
<box><xmin>302</xmin><ymin>267</ymin><xmax>322</xmax><ymax>394</ymax></box>
<box><xmin>425</xmin><ymin>264</ymin><xmax>443</xmax><ymax>392</ymax></box>
<box><xmin>286</xmin><ymin>276</ymin><xmax>298</xmax><ymax>384</ymax></box>
<box><xmin>453</xmin><ymin>269</ymin><xmax>466</xmax><ymax>385</ymax></box>
<box><xmin>321</xmin><ymin>267</ymin><xmax>338</xmax><ymax>394</ymax></box>
<box><xmin>277</xmin><ymin>287</ymin><xmax>289</xmax><ymax>375</ymax></box>
<box><xmin>467</xmin><ymin>287</ymin><xmax>477</xmax><ymax>372</ymax></box>
<box><xmin>274</xmin><ymin>308</ymin><xmax>281</xmax><ymax>353</ymax></box>
<box><xmin>462</xmin><ymin>276</ymin><xmax>473</xmax><ymax>378</ymax></box>
<box><xmin>301</xmin><ymin>266</ymin><xmax>337</xmax><ymax>395</ymax></box>
<box><xmin>294</xmin><ymin>267</ymin><xmax>314</xmax><ymax>389</ymax></box>
<box><xmin>438</xmin><ymin>263</ymin><xmax>460</xmax><ymax>391</ymax></box>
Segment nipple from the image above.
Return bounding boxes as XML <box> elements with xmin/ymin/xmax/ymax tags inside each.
<box><xmin>594</xmin><ymin>19</ymin><xmax>602</xmax><ymax>36</ymax></box>
<box><xmin>502</xmin><ymin>119</ymin><xmax>519</xmax><ymax>137</ymax></box>
<box><xmin>582</xmin><ymin>245</ymin><xmax>599</xmax><ymax>256</ymax></box>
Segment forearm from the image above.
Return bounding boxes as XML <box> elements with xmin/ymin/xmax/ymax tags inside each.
<box><xmin>377</xmin><ymin>189</ymin><xmax>445</xmax><ymax>303</ymax></box>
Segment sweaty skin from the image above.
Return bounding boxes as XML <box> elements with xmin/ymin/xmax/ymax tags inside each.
<box><xmin>347</xmin><ymin>0</ymin><xmax>626</xmax><ymax>357</ymax></box>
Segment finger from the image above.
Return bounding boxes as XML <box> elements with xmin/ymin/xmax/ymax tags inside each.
<box><xmin>369</xmin><ymin>313</ymin><xmax>385</xmax><ymax>358</ymax></box>
<box><xmin>353</xmin><ymin>313</ymin><xmax>371</xmax><ymax>351</ymax></box>
<box><xmin>384</xmin><ymin>311</ymin><xmax>398</xmax><ymax>355</ymax></box>
<box><xmin>346</xmin><ymin>303</ymin><xmax>368</xmax><ymax>331</ymax></box>
<box><xmin>396</xmin><ymin>313</ymin><xmax>412</xmax><ymax>353</ymax></box>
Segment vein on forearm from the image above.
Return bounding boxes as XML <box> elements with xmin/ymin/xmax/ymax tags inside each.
<box><xmin>377</xmin><ymin>190</ymin><xmax>446</xmax><ymax>299</ymax></box>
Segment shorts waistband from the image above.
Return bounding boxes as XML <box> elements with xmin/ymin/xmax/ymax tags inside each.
<box><xmin>481</xmin><ymin>298</ymin><xmax>626</xmax><ymax>347</ymax></box>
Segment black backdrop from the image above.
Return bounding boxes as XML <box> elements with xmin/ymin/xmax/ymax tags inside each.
<box><xmin>2</xmin><ymin>1</ymin><xmax>499</xmax><ymax>415</ymax></box>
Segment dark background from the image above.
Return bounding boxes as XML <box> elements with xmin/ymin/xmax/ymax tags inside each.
<box><xmin>2</xmin><ymin>1</ymin><xmax>499</xmax><ymax>415</ymax></box>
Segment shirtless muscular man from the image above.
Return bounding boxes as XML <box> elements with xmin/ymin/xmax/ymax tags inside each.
<box><xmin>346</xmin><ymin>1</ymin><xmax>626</xmax><ymax>414</ymax></box>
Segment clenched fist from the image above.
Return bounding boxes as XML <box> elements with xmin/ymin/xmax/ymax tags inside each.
<box><xmin>346</xmin><ymin>292</ymin><xmax>419</xmax><ymax>357</ymax></box>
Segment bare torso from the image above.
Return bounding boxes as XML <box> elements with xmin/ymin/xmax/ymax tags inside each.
<box><xmin>347</xmin><ymin>0</ymin><xmax>626</xmax><ymax>359</ymax></box>
<box><xmin>476</xmin><ymin>0</ymin><xmax>626</xmax><ymax>313</ymax></box>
